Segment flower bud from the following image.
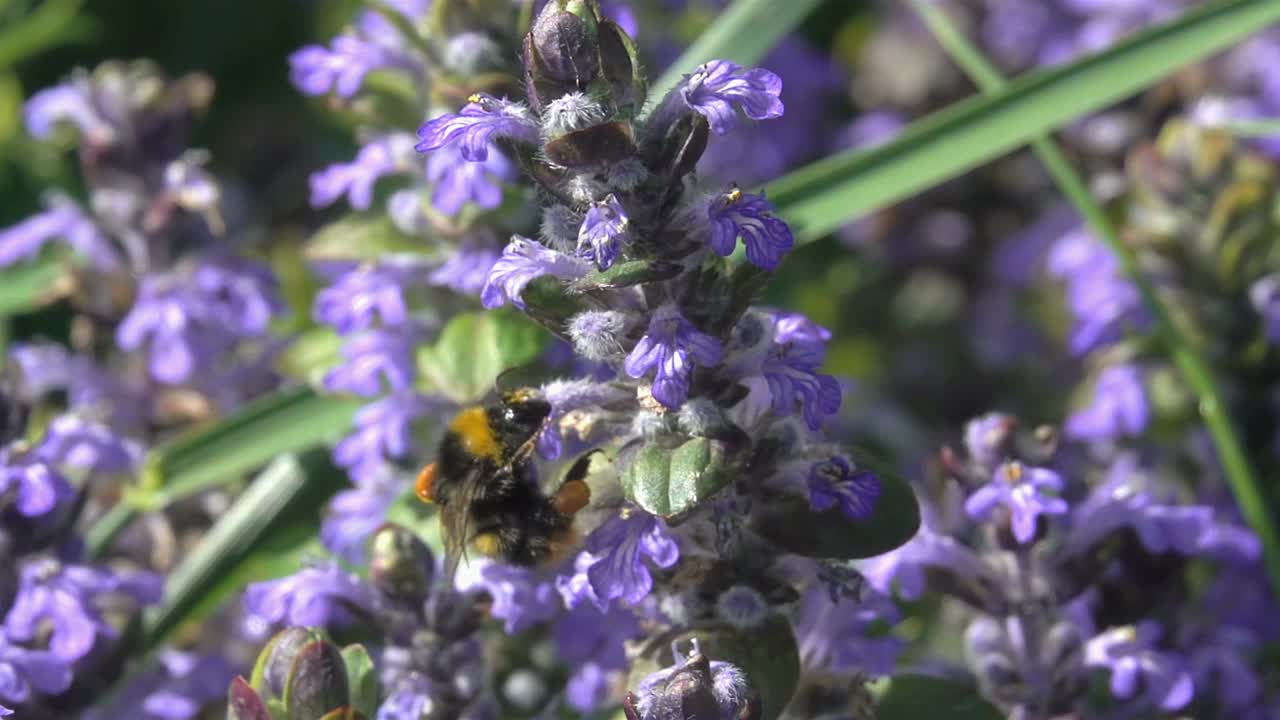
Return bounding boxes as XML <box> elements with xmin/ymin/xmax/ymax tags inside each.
<box><xmin>227</xmin><ymin>676</ymin><xmax>271</xmax><ymax>720</ymax></box>
<box><xmin>530</xmin><ymin>5</ymin><xmax>597</xmax><ymax>88</ymax></box>
<box><xmin>255</xmin><ymin>627</ymin><xmax>327</xmax><ymax>701</ymax></box>
<box><xmin>633</xmin><ymin>651</ymin><xmax>720</xmax><ymax>720</ymax></box>
<box><xmin>284</xmin><ymin>638</ymin><xmax>351</xmax><ymax>719</ymax></box>
<box><xmin>369</xmin><ymin>523</ymin><xmax>436</xmax><ymax>603</ymax></box>
<box><xmin>523</xmin><ymin>0</ymin><xmax>601</xmax><ymax>111</ymax></box>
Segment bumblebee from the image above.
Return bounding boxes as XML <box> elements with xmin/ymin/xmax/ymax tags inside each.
<box><xmin>416</xmin><ymin>388</ymin><xmax>592</xmax><ymax>577</ymax></box>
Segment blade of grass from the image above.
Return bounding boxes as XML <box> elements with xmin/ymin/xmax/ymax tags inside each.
<box><xmin>0</xmin><ymin>255</ymin><xmax>68</xmax><ymax>316</ymax></box>
<box><xmin>911</xmin><ymin>0</ymin><xmax>1280</xmax><ymax>596</ymax></box>
<box><xmin>85</xmin><ymin>385</ymin><xmax>359</xmax><ymax>558</ymax></box>
<box><xmin>648</xmin><ymin>0</ymin><xmax>824</xmax><ymax>105</ymax></box>
<box><xmin>768</xmin><ymin>0</ymin><xmax>1280</xmax><ymax>242</ymax></box>
<box><xmin>142</xmin><ymin>449</ymin><xmax>346</xmax><ymax>650</ymax></box>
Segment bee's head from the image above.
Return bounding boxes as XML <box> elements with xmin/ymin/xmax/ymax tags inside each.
<box><xmin>495</xmin><ymin>388</ymin><xmax>551</xmax><ymax>443</ymax></box>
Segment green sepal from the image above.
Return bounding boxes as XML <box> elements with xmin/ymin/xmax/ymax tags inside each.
<box><xmin>227</xmin><ymin>676</ymin><xmax>272</xmax><ymax>720</ymax></box>
<box><xmin>341</xmin><ymin>644</ymin><xmax>379</xmax><ymax>719</ymax></box>
<box><xmin>620</xmin><ymin>437</ymin><xmax>735</xmax><ymax>517</ymax></box>
<box><xmin>571</xmin><ymin>259</ymin><xmax>683</xmax><ymax>292</ymax></box>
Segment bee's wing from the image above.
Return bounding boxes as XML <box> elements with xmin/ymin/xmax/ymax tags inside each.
<box><xmin>439</xmin><ymin>462</ymin><xmax>492</xmax><ymax>584</ymax></box>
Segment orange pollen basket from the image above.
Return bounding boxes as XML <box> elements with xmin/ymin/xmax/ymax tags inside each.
<box><xmin>553</xmin><ymin>479</ymin><xmax>591</xmax><ymax>517</ymax></box>
<box><xmin>415</xmin><ymin>462</ymin><xmax>438</xmax><ymax>503</ymax></box>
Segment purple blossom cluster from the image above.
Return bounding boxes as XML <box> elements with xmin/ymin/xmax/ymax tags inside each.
<box><xmin>0</xmin><ymin>386</ymin><xmax>166</xmax><ymax>717</ymax></box>
<box><xmin>860</xmin><ymin>413</ymin><xmax>1270</xmax><ymax>716</ymax></box>
<box><xmin>0</xmin><ymin>59</ymin><xmax>292</xmax><ymax>718</ymax></box>
<box><xmin>237</xmin><ymin>2</ymin><xmax>899</xmax><ymax>717</ymax></box>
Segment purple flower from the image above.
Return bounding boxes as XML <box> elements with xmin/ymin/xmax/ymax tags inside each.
<box><xmin>624</xmin><ymin>304</ymin><xmax>722</xmax><ymax>409</ymax></box>
<box><xmin>963</xmin><ymin>413</ymin><xmax>1016</xmax><ymax>469</ymax></box>
<box><xmin>456</xmin><ymin>561</ymin><xmax>560</xmax><ymax>635</ymax></box>
<box><xmin>414</xmin><ymin>94</ymin><xmax>539</xmax><ymax>162</ymax></box>
<box><xmin>706</xmin><ymin>188</ymin><xmax>793</xmax><ymax>271</ymax></box>
<box><xmin>1250</xmin><ymin>274</ymin><xmax>1280</xmax><ymax>342</ymax></box>
<box><xmin>0</xmin><ymin>631</ymin><xmax>73</xmax><ymax>708</ymax></box>
<box><xmin>428</xmin><ymin>243</ymin><xmax>502</xmax><ymax>296</ymax></box>
<box><xmin>6</xmin><ymin>559</ymin><xmax>162</xmax><ymax>661</ymax></box>
<box><xmin>243</xmin><ymin>561</ymin><xmax>374</xmax><ymax>628</ymax></box>
<box><xmin>34</xmin><ymin>415</ymin><xmax>140</xmax><ymax>475</ymax></box>
<box><xmin>322</xmin><ymin>330</ymin><xmax>416</xmax><ymax>397</ymax></box>
<box><xmin>771</xmin><ymin>311</ymin><xmax>831</xmax><ymax>347</ymax></box>
<box><xmin>1066</xmin><ymin>363</ymin><xmax>1149</xmax><ymax>441</ymax></box>
<box><xmin>554</xmin><ymin>603</ymin><xmax>642</xmax><ymax>712</ymax></box>
<box><xmin>0</xmin><ymin>194</ymin><xmax>119</xmax><ymax>271</ymax></box>
<box><xmin>116</xmin><ymin>278</ymin><xmax>214</xmax><ymax>384</ymax></box>
<box><xmin>314</xmin><ymin>264</ymin><xmax>412</xmax><ymax>334</ymax></box>
<box><xmin>0</xmin><ymin>450</ymin><xmax>71</xmax><ymax>517</ymax></box>
<box><xmin>321</xmin><ymin>470</ymin><xmax>400</xmax><ymax>562</ymax></box>
<box><xmin>806</xmin><ymin>456</ymin><xmax>880</xmax><ymax>520</ymax></box>
<box><xmin>1085</xmin><ymin>623</ymin><xmax>1194</xmax><ymax>711</ymax></box>
<box><xmin>680</xmin><ymin>60</ymin><xmax>784</xmax><ymax>135</ymax></box>
<box><xmin>843</xmin><ymin>110</ymin><xmax>905</xmax><ymax>150</ymax></box>
<box><xmin>1185</xmin><ymin>624</ymin><xmax>1261</xmax><ymax>710</ymax></box>
<box><xmin>859</xmin><ymin>525</ymin><xmax>996</xmax><ymax>601</ymax></box>
<box><xmin>378</xmin><ymin>674</ymin><xmax>437</xmax><ymax>720</ymax></box>
<box><xmin>139</xmin><ymin>651</ymin><xmax>237</xmax><ymax>720</ymax></box>
<box><xmin>557</xmin><ymin>511</ymin><xmax>679</xmax><ymax>611</ymax></box>
<box><xmin>480</xmin><ymin>236</ymin><xmax>590</xmax><ymax>310</ymax></box>
<box><xmin>761</xmin><ymin>337</ymin><xmax>841</xmax><ymax>431</ymax></box>
<box><xmin>1047</xmin><ymin>227</ymin><xmax>1146</xmax><ymax>354</ymax></box>
<box><xmin>24</xmin><ymin>82</ymin><xmax>112</xmax><ymax>142</ymax></box>
<box><xmin>577</xmin><ymin>194</ymin><xmax>630</xmax><ymax>270</ymax></box>
<box><xmin>792</xmin><ymin>584</ymin><xmax>904</xmax><ymax>677</ymax></box>
<box><xmin>333</xmin><ymin>392</ymin><xmax>429</xmax><ymax>478</ymax></box>
<box><xmin>310</xmin><ymin>134</ymin><xmax>415</xmax><ymax>210</ymax></box>
<box><xmin>426</xmin><ymin>142</ymin><xmax>515</xmax><ymax>215</ymax></box>
<box><xmin>965</xmin><ymin>461</ymin><xmax>1068</xmax><ymax>544</ymax></box>
<box><xmin>196</xmin><ymin>258</ymin><xmax>282</xmax><ymax>337</ymax></box>
<box><xmin>289</xmin><ymin>34</ymin><xmax>418</xmax><ymax>98</ymax></box>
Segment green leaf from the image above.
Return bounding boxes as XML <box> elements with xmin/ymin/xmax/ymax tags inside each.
<box><xmin>276</xmin><ymin>327</ymin><xmax>343</xmax><ymax>383</ymax></box>
<box><xmin>648</xmin><ymin>0</ymin><xmax>823</xmax><ymax>105</ymax></box>
<box><xmin>304</xmin><ymin>213</ymin><xmax>429</xmax><ymax>263</ymax></box>
<box><xmin>0</xmin><ymin>0</ymin><xmax>96</xmax><ymax>71</ymax></box>
<box><xmin>620</xmin><ymin>438</ymin><xmax>734</xmax><ymax>517</ymax></box>
<box><xmin>769</xmin><ymin>0</ymin><xmax>1280</xmax><ymax>241</ymax></box>
<box><xmin>677</xmin><ymin>619</ymin><xmax>800</xmax><ymax>720</ymax></box>
<box><xmin>341</xmin><ymin>645</ymin><xmax>379</xmax><ymax>718</ymax></box>
<box><xmin>571</xmin><ymin>259</ymin><xmax>683</xmax><ymax>291</ymax></box>
<box><xmin>137</xmin><ymin>385</ymin><xmax>360</xmax><ymax>504</ymax></box>
<box><xmin>142</xmin><ymin>450</ymin><xmax>348</xmax><ymax>650</ymax></box>
<box><xmin>750</xmin><ymin>464</ymin><xmax>919</xmax><ymax>559</ymax></box>
<box><xmin>875</xmin><ymin>675</ymin><xmax>1003</xmax><ymax>720</ymax></box>
<box><xmin>416</xmin><ymin>309</ymin><xmax>547</xmax><ymax>404</ymax></box>
<box><xmin>0</xmin><ymin>254</ymin><xmax>67</xmax><ymax>316</ymax></box>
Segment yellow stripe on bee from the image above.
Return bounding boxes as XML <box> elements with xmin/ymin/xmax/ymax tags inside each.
<box><xmin>450</xmin><ymin>407</ymin><xmax>501</xmax><ymax>461</ymax></box>
<box><xmin>472</xmin><ymin>532</ymin><xmax>501</xmax><ymax>557</ymax></box>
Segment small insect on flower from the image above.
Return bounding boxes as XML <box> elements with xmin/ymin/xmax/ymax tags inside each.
<box><xmin>416</xmin><ymin>387</ymin><xmax>595</xmax><ymax>579</ymax></box>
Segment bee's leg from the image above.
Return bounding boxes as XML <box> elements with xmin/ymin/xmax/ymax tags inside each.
<box><xmin>553</xmin><ymin>478</ymin><xmax>591</xmax><ymax>517</ymax></box>
<box><xmin>553</xmin><ymin>450</ymin><xmax>597</xmax><ymax>517</ymax></box>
